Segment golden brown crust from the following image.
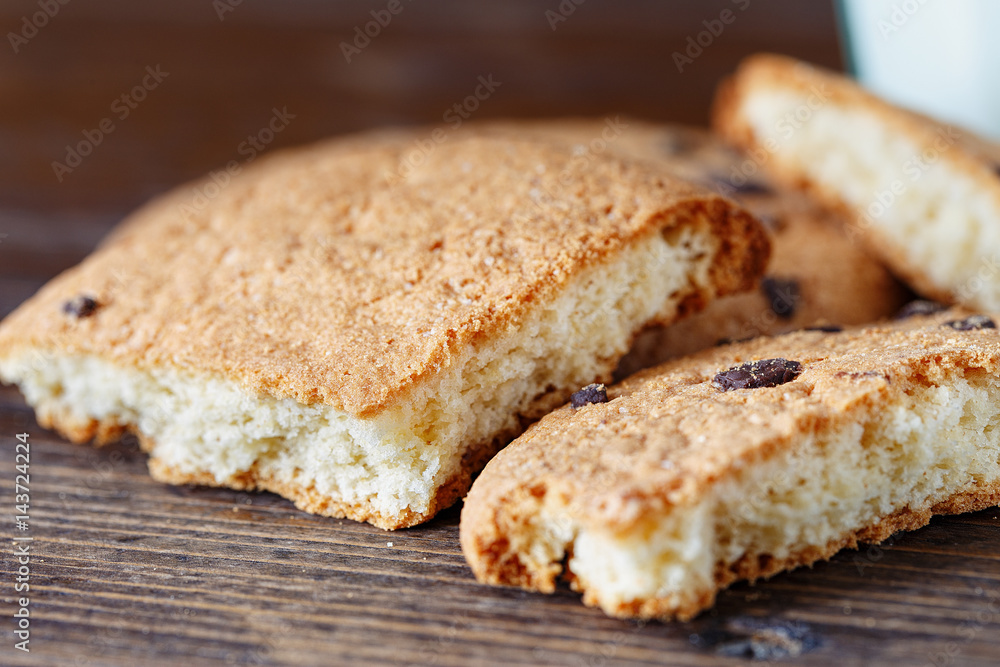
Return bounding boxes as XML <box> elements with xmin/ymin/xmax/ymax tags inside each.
<box><xmin>461</xmin><ymin>119</ymin><xmax>908</xmax><ymax>370</ymax></box>
<box><xmin>0</xmin><ymin>134</ymin><xmax>768</xmax><ymax>417</ymax></box>
<box><xmin>461</xmin><ymin>307</ymin><xmax>1000</xmax><ymax>616</ymax></box>
<box><xmin>712</xmin><ymin>53</ymin><xmax>1000</xmax><ymax>305</ymax></box>
<box><xmin>620</xmin><ymin>202</ymin><xmax>910</xmax><ymax>372</ymax></box>
<box><xmin>559</xmin><ymin>122</ymin><xmax>910</xmax><ymax>373</ymax></box>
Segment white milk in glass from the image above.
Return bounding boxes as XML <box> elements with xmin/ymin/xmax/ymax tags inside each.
<box><xmin>837</xmin><ymin>0</ymin><xmax>1000</xmax><ymax>140</ymax></box>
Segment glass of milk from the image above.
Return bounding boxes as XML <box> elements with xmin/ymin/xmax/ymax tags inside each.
<box><xmin>836</xmin><ymin>0</ymin><xmax>1000</xmax><ymax>140</ymax></box>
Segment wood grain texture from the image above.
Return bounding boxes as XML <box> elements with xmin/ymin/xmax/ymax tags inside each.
<box><xmin>2</xmin><ymin>402</ymin><xmax>1000</xmax><ymax>666</ymax></box>
<box><xmin>1</xmin><ymin>2</ymin><xmax>999</xmax><ymax>665</ymax></box>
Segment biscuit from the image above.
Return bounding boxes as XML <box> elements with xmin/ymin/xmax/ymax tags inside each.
<box><xmin>0</xmin><ymin>134</ymin><xmax>768</xmax><ymax>529</ymax></box>
<box><xmin>531</xmin><ymin>121</ymin><xmax>909</xmax><ymax>372</ymax></box>
<box><xmin>713</xmin><ymin>53</ymin><xmax>1000</xmax><ymax>310</ymax></box>
<box><xmin>466</xmin><ymin>119</ymin><xmax>909</xmax><ymax>369</ymax></box>
<box><xmin>460</xmin><ymin>307</ymin><xmax>1000</xmax><ymax>619</ymax></box>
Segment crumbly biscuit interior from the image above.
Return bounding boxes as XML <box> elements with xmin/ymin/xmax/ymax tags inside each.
<box><xmin>739</xmin><ymin>91</ymin><xmax>1000</xmax><ymax>309</ymax></box>
<box><xmin>529</xmin><ymin>370</ymin><xmax>1000</xmax><ymax>618</ymax></box>
<box><xmin>0</xmin><ymin>220</ymin><xmax>717</xmax><ymax>528</ymax></box>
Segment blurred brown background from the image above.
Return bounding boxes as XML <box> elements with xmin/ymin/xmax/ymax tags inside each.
<box><xmin>0</xmin><ymin>0</ymin><xmax>841</xmax><ymax>316</ymax></box>
<box><xmin>0</xmin><ymin>0</ymin><xmax>841</xmax><ymax>212</ymax></box>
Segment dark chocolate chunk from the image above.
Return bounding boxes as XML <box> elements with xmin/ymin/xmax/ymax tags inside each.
<box><xmin>804</xmin><ymin>324</ymin><xmax>842</xmax><ymax>333</ymax></box>
<box><xmin>657</xmin><ymin>132</ymin><xmax>701</xmax><ymax>156</ymax></box>
<box><xmin>894</xmin><ymin>299</ymin><xmax>946</xmax><ymax>319</ymax></box>
<box><xmin>713</xmin><ymin>358</ymin><xmax>803</xmax><ymax>391</ymax></box>
<box><xmin>761</xmin><ymin>277</ymin><xmax>800</xmax><ymax>319</ymax></box>
<box><xmin>993</xmin><ymin>163</ymin><xmax>1000</xmax><ymax>178</ymax></box>
<box><xmin>709</xmin><ymin>175</ymin><xmax>774</xmax><ymax>197</ymax></box>
<box><xmin>715</xmin><ymin>334</ymin><xmax>758</xmax><ymax>347</ymax></box>
<box><xmin>690</xmin><ymin>616</ymin><xmax>820</xmax><ymax>660</ymax></box>
<box><xmin>946</xmin><ymin>314</ymin><xmax>996</xmax><ymax>331</ymax></box>
<box><xmin>62</xmin><ymin>295</ymin><xmax>99</xmax><ymax>318</ymax></box>
<box><xmin>570</xmin><ymin>383</ymin><xmax>608</xmax><ymax>408</ymax></box>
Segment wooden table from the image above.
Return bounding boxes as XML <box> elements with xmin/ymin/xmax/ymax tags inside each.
<box><xmin>2</xmin><ymin>2</ymin><xmax>999</xmax><ymax>665</ymax></box>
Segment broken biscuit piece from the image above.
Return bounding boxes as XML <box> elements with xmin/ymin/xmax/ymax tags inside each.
<box><xmin>461</xmin><ymin>308</ymin><xmax>1000</xmax><ymax>618</ymax></box>
<box><xmin>0</xmin><ymin>133</ymin><xmax>768</xmax><ymax>529</ymax></box>
<box><xmin>714</xmin><ymin>53</ymin><xmax>1000</xmax><ymax>310</ymax></box>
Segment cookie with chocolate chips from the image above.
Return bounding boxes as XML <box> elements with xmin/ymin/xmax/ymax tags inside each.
<box><xmin>356</xmin><ymin>118</ymin><xmax>907</xmax><ymax>376</ymax></box>
<box><xmin>462</xmin><ymin>307</ymin><xmax>1000</xmax><ymax>622</ymax></box>
<box><xmin>0</xmin><ymin>130</ymin><xmax>770</xmax><ymax>531</ymax></box>
<box><xmin>540</xmin><ymin>121</ymin><xmax>913</xmax><ymax>378</ymax></box>
<box><xmin>714</xmin><ymin>54</ymin><xmax>1000</xmax><ymax>312</ymax></box>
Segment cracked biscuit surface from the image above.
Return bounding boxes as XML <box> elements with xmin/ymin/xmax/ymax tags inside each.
<box><xmin>474</xmin><ymin>118</ymin><xmax>910</xmax><ymax>372</ymax></box>
<box><xmin>461</xmin><ymin>307</ymin><xmax>1000</xmax><ymax>618</ymax></box>
<box><xmin>0</xmin><ymin>132</ymin><xmax>768</xmax><ymax>529</ymax></box>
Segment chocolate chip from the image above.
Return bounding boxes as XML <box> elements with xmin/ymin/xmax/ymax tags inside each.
<box><xmin>993</xmin><ymin>163</ymin><xmax>1000</xmax><ymax>178</ymax></box>
<box><xmin>804</xmin><ymin>324</ymin><xmax>842</xmax><ymax>333</ymax></box>
<box><xmin>710</xmin><ymin>175</ymin><xmax>774</xmax><ymax>197</ymax></box>
<box><xmin>570</xmin><ymin>383</ymin><xmax>608</xmax><ymax>408</ymax></box>
<box><xmin>658</xmin><ymin>132</ymin><xmax>700</xmax><ymax>156</ymax></box>
<box><xmin>713</xmin><ymin>358</ymin><xmax>803</xmax><ymax>391</ymax></box>
<box><xmin>895</xmin><ymin>299</ymin><xmax>946</xmax><ymax>319</ymax></box>
<box><xmin>761</xmin><ymin>277</ymin><xmax>800</xmax><ymax>319</ymax></box>
<box><xmin>715</xmin><ymin>334</ymin><xmax>759</xmax><ymax>347</ymax></box>
<box><xmin>690</xmin><ymin>617</ymin><xmax>820</xmax><ymax>660</ymax></box>
<box><xmin>62</xmin><ymin>295</ymin><xmax>99</xmax><ymax>318</ymax></box>
<box><xmin>946</xmin><ymin>315</ymin><xmax>996</xmax><ymax>331</ymax></box>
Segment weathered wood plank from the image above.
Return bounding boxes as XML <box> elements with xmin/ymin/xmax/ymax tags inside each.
<box><xmin>2</xmin><ymin>3</ymin><xmax>1000</xmax><ymax>665</ymax></box>
<box><xmin>2</xmin><ymin>427</ymin><xmax>1000</xmax><ymax>666</ymax></box>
